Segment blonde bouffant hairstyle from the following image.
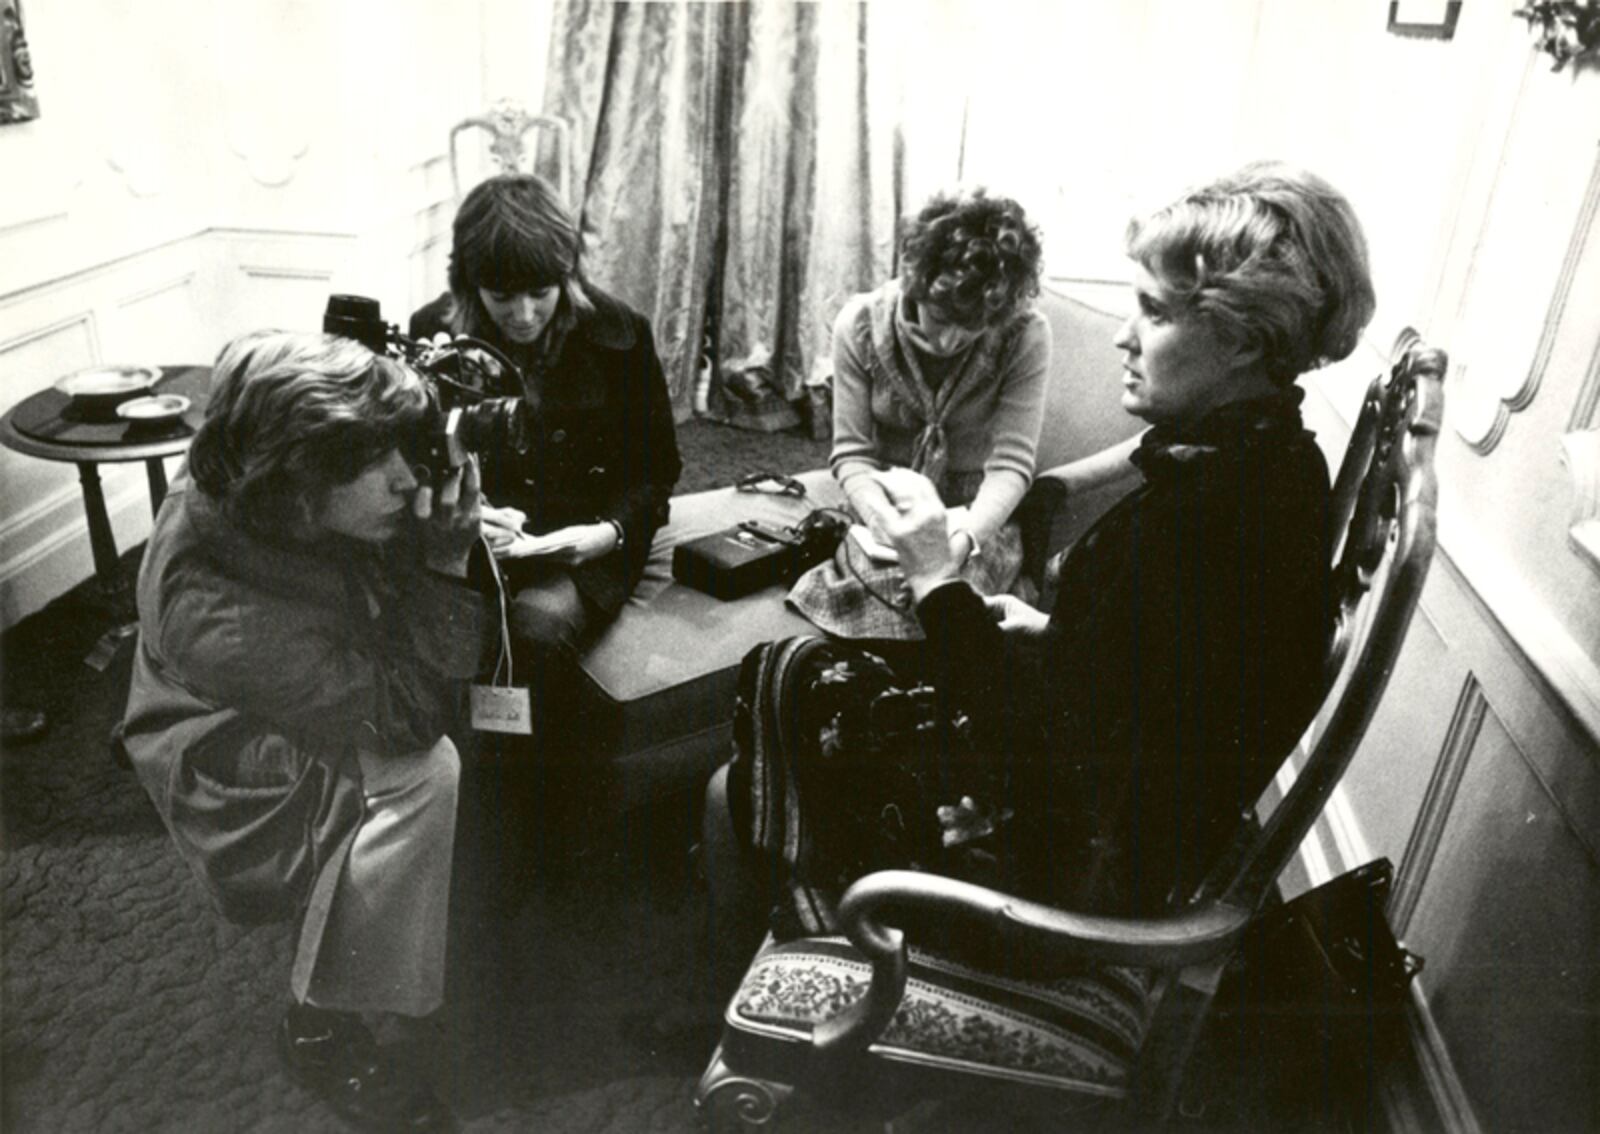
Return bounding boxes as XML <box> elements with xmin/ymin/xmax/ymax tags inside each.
<box><xmin>1127</xmin><ymin>161</ymin><xmax>1376</xmax><ymax>384</ymax></box>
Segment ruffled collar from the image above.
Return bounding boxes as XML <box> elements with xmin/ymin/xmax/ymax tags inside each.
<box><xmin>1129</xmin><ymin>389</ymin><xmax>1309</xmax><ymax>480</ymax></box>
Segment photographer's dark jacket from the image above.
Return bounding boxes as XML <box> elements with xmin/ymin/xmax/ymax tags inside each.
<box><xmin>410</xmin><ymin>284</ymin><xmax>682</xmax><ymax>617</ymax></box>
<box><xmin>119</xmin><ymin>473</ymin><xmax>491</xmax><ymax>924</ymax></box>
<box><xmin>915</xmin><ymin>394</ymin><xmax>1332</xmax><ymax>916</ymax></box>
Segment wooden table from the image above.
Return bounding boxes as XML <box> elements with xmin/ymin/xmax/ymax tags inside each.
<box><xmin>0</xmin><ymin>365</ymin><xmax>209</xmax><ymax>594</ymax></box>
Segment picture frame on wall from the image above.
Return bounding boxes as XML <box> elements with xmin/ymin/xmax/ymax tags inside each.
<box><xmin>1387</xmin><ymin>0</ymin><xmax>1463</xmax><ymax>40</ymax></box>
<box><xmin>0</xmin><ymin>0</ymin><xmax>38</xmax><ymax>125</ymax></box>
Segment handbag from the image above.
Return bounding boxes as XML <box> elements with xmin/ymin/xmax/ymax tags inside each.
<box><xmin>1188</xmin><ymin>858</ymin><xmax>1424</xmax><ymax>1126</ymax></box>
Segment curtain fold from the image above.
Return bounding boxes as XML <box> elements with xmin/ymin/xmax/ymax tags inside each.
<box><xmin>544</xmin><ymin>0</ymin><xmax>903</xmax><ymax>428</ymax></box>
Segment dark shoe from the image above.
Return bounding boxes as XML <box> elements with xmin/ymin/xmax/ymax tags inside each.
<box><xmin>277</xmin><ymin>1004</ymin><xmax>452</xmax><ymax>1132</ymax></box>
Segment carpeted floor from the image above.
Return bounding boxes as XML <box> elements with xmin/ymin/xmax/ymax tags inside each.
<box><xmin>0</xmin><ymin>420</ymin><xmax>852</xmax><ymax>1134</ymax></box>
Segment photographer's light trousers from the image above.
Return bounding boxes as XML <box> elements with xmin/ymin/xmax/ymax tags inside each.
<box><xmin>291</xmin><ymin>737</ymin><xmax>460</xmax><ymax>1017</ymax></box>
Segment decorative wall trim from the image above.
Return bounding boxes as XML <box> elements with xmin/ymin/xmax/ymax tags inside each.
<box><xmin>227</xmin><ymin>134</ymin><xmax>310</xmax><ymax>189</ymax></box>
<box><xmin>1455</xmin><ymin>140</ymin><xmax>1600</xmax><ymax>452</ymax></box>
<box><xmin>1284</xmin><ymin>758</ymin><xmax>1470</xmax><ymax>1134</ymax></box>
<box><xmin>0</xmin><ymin>480</ymin><xmax>82</xmax><ymax>543</ymax></box>
<box><xmin>1391</xmin><ymin>677</ymin><xmax>1485</xmax><ymax>935</ymax></box>
<box><xmin>0</xmin><ymin>479</ymin><xmax>148</xmax><ymax>627</ymax></box>
<box><xmin>1389</xmin><ymin>983</ymin><xmax>1485</xmax><ymax>1134</ymax></box>
<box><xmin>238</xmin><ymin>263</ymin><xmax>335</xmax><ymax>282</ymax></box>
<box><xmin>1562</xmin><ymin>427</ymin><xmax>1600</xmax><ymax>574</ymax></box>
<box><xmin>1438</xmin><ymin>525</ymin><xmax>1600</xmax><ymax>745</ymax></box>
<box><xmin>0</xmin><ymin>229</ymin><xmax>203</xmax><ymax>307</ymax></box>
<box><xmin>105</xmin><ymin>148</ymin><xmax>167</xmax><ymax>200</ymax></box>
<box><xmin>0</xmin><ymin>478</ymin><xmax>142</xmax><ymax>581</ymax></box>
<box><xmin>115</xmin><ymin>272</ymin><xmax>197</xmax><ymax>311</ymax></box>
<box><xmin>0</xmin><ymin>206</ymin><xmax>68</xmax><ymax>239</ymax></box>
<box><xmin>1571</xmin><ymin>349</ymin><xmax>1600</xmax><ymax>436</ymax></box>
<box><xmin>0</xmin><ymin>309</ymin><xmax>99</xmax><ymax>361</ymax></box>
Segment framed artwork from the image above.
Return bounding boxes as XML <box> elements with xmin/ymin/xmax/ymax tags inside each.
<box><xmin>1387</xmin><ymin>0</ymin><xmax>1463</xmax><ymax>39</ymax></box>
<box><xmin>0</xmin><ymin>0</ymin><xmax>38</xmax><ymax>125</ymax></box>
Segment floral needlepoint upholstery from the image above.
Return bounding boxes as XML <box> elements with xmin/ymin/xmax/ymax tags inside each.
<box><xmin>729</xmin><ymin>937</ymin><xmax>1154</xmax><ymax>1091</ymax></box>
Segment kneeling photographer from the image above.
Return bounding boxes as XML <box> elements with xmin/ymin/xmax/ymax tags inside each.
<box><xmin>118</xmin><ymin>330</ymin><xmax>491</xmax><ymax>1132</ymax></box>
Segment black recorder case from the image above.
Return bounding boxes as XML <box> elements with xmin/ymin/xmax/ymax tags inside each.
<box><xmin>673</xmin><ymin>520</ymin><xmax>803</xmax><ymax>600</ymax></box>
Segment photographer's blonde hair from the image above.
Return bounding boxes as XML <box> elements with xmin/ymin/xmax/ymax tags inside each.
<box><xmin>189</xmin><ymin>331</ymin><xmax>429</xmax><ymax>538</ymax></box>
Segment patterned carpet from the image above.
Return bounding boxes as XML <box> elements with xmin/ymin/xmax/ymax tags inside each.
<box><xmin>0</xmin><ymin>420</ymin><xmax>855</xmax><ymax>1134</ymax></box>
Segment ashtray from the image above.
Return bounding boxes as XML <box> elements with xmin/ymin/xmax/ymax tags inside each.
<box><xmin>56</xmin><ymin>365</ymin><xmax>161</xmax><ymax>421</ymax></box>
<box><xmin>116</xmin><ymin>393</ymin><xmax>191</xmax><ymax>426</ymax></box>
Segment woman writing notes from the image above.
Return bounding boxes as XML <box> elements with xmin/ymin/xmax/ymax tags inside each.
<box><xmin>788</xmin><ymin>187</ymin><xmax>1050</xmax><ymax>640</ymax></box>
<box><xmin>410</xmin><ymin>173</ymin><xmax>681</xmax><ymax>676</ymax></box>
<box><xmin>708</xmin><ymin>162</ymin><xmax>1375</xmax><ymax>964</ymax></box>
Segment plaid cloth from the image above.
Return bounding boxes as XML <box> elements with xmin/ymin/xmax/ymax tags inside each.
<box><xmin>786</xmin><ymin>514</ymin><xmax>1023</xmax><ymax>641</ymax></box>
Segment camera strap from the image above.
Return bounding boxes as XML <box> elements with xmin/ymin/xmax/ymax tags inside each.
<box><xmin>470</xmin><ymin>539</ymin><xmax>533</xmax><ymax>736</ymax></box>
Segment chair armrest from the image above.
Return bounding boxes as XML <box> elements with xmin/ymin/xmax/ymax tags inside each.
<box><xmin>811</xmin><ymin>869</ymin><xmax>1251</xmax><ymax>1057</ymax></box>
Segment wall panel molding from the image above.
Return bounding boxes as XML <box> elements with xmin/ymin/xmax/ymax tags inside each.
<box><xmin>1439</xmin><ymin>521</ymin><xmax>1600</xmax><ymax>746</ymax></box>
<box><xmin>0</xmin><ymin>480</ymin><xmax>84</xmax><ymax>544</ymax></box>
<box><xmin>116</xmin><ymin>272</ymin><xmax>197</xmax><ymax>311</ymax></box>
<box><xmin>0</xmin><ymin>311</ymin><xmax>101</xmax><ymax>367</ymax></box>
<box><xmin>1391</xmin><ymin>677</ymin><xmax>1485</xmax><ymax>934</ymax></box>
<box><xmin>1384</xmin><ymin>983</ymin><xmax>1484</xmax><ymax>1134</ymax></box>
<box><xmin>1453</xmin><ymin>138</ymin><xmax>1600</xmax><ymax>453</ymax></box>
<box><xmin>1562</xmin><ymin>427</ymin><xmax>1600</xmax><ymax>576</ymax></box>
<box><xmin>237</xmin><ymin>264</ymin><xmax>335</xmax><ymax>283</ymax></box>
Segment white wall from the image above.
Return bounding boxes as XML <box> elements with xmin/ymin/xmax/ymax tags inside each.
<box><xmin>0</xmin><ymin>0</ymin><xmax>537</xmax><ymax>626</ymax></box>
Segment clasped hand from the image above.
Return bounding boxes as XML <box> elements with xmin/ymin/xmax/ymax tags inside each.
<box><xmin>869</xmin><ymin>467</ymin><xmax>1049</xmax><ymax>633</ymax></box>
<box><xmin>857</xmin><ymin>468</ymin><xmax>973</xmax><ymax>600</ymax></box>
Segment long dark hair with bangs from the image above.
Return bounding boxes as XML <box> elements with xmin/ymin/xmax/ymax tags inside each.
<box><xmin>446</xmin><ymin>173</ymin><xmax>593</xmax><ymax>341</ymax></box>
<box><xmin>189</xmin><ymin>331</ymin><xmax>431</xmax><ymax>540</ymax></box>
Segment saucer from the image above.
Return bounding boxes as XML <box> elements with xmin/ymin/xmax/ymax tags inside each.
<box><xmin>116</xmin><ymin>393</ymin><xmax>191</xmax><ymax>424</ymax></box>
<box><xmin>55</xmin><ymin>364</ymin><xmax>160</xmax><ymax>400</ymax></box>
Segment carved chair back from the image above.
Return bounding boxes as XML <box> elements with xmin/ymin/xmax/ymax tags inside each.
<box><xmin>449</xmin><ymin>98</ymin><xmax>575</xmax><ymax>203</ymax></box>
<box><xmin>1202</xmin><ymin>327</ymin><xmax>1447</xmax><ymax>910</ymax></box>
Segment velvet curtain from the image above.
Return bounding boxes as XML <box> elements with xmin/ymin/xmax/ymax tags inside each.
<box><xmin>542</xmin><ymin>0</ymin><xmax>902</xmax><ymax>429</ymax></box>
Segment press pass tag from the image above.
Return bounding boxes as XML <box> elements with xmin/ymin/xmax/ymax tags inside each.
<box><xmin>470</xmin><ymin>684</ymin><xmax>533</xmax><ymax>735</ymax></box>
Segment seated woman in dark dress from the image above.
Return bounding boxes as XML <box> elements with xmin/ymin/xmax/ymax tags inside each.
<box><xmin>410</xmin><ymin>173</ymin><xmax>682</xmax><ymax>684</ymax></box>
<box><xmin>704</xmin><ymin>161</ymin><xmax>1376</xmax><ymax>972</ymax></box>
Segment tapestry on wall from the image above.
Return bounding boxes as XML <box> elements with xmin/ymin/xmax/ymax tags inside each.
<box><xmin>0</xmin><ymin>0</ymin><xmax>37</xmax><ymax>125</ymax></box>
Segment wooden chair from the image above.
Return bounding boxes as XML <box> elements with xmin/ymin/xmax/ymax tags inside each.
<box><xmin>449</xmin><ymin>97</ymin><xmax>575</xmax><ymax>203</ymax></box>
<box><xmin>694</xmin><ymin>329</ymin><xmax>1448</xmax><ymax>1129</ymax></box>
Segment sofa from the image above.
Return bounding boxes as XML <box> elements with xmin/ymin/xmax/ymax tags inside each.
<box><xmin>571</xmin><ymin>285</ymin><xmax>1139</xmax><ymax>810</ymax></box>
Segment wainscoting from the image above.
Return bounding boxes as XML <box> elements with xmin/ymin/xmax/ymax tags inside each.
<box><xmin>1293</xmin><ymin>384</ymin><xmax>1600</xmax><ymax>1134</ymax></box>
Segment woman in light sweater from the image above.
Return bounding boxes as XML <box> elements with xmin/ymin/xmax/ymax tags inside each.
<box><xmin>788</xmin><ymin>188</ymin><xmax>1050</xmax><ymax>640</ymax></box>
